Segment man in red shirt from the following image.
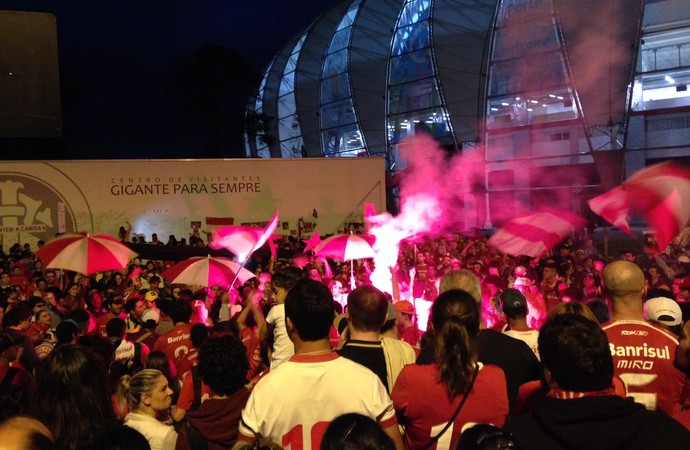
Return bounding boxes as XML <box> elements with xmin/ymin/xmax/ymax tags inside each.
<box><xmin>93</xmin><ymin>295</ymin><xmax>126</xmax><ymax>338</ymax></box>
<box><xmin>153</xmin><ymin>300</ymin><xmax>193</xmax><ymax>364</ymax></box>
<box><xmin>394</xmin><ymin>300</ymin><xmax>420</xmax><ymax>349</ymax></box>
<box><xmin>601</xmin><ymin>260</ymin><xmax>685</xmax><ymax>415</ymax></box>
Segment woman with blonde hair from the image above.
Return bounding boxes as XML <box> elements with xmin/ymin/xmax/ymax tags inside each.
<box><xmin>117</xmin><ymin>369</ymin><xmax>177</xmax><ymax>450</ymax></box>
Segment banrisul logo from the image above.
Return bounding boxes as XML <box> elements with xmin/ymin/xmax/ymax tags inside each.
<box><xmin>0</xmin><ymin>173</ymin><xmax>78</xmax><ymax>246</ymax></box>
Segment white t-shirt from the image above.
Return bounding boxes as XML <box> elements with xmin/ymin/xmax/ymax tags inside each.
<box><xmin>239</xmin><ymin>353</ymin><xmax>396</xmax><ymax>450</ymax></box>
<box><xmin>266</xmin><ymin>303</ymin><xmax>294</xmax><ymax>369</ymax></box>
<box><xmin>502</xmin><ymin>328</ymin><xmax>540</xmax><ymax>360</ymax></box>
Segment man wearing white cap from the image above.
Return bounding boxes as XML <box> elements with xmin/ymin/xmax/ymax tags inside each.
<box><xmin>644</xmin><ymin>296</ymin><xmax>683</xmax><ymax>337</ymax></box>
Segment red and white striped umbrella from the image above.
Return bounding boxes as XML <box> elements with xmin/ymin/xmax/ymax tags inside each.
<box><xmin>313</xmin><ymin>234</ymin><xmax>376</xmax><ymax>261</ymax></box>
<box><xmin>162</xmin><ymin>255</ymin><xmax>255</xmax><ymax>288</ymax></box>
<box><xmin>35</xmin><ymin>233</ymin><xmax>138</xmax><ymax>275</ymax></box>
<box><xmin>488</xmin><ymin>208</ymin><xmax>586</xmax><ymax>258</ymax></box>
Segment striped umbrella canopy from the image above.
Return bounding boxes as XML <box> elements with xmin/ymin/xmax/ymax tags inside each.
<box><xmin>162</xmin><ymin>255</ymin><xmax>255</xmax><ymax>288</ymax></box>
<box><xmin>36</xmin><ymin>232</ymin><xmax>138</xmax><ymax>275</ymax></box>
<box><xmin>313</xmin><ymin>234</ymin><xmax>377</xmax><ymax>261</ymax></box>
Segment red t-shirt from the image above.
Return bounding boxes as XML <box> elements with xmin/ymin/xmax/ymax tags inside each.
<box><xmin>176</xmin><ymin>370</ymin><xmax>212</xmax><ymax>411</ymax></box>
<box><xmin>602</xmin><ymin>319</ymin><xmax>686</xmax><ymax>415</ymax></box>
<box><xmin>0</xmin><ymin>365</ymin><xmax>35</xmax><ymax>394</ymax></box>
<box><xmin>153</xmin><ymin>323</ymin><xmax>193</xmax><ymax>364</ymax></box>
<box><xmin>391</xmin><ymin>363</ymin><xmax>508</xmax><ymax>450</ymax></box>
<box><xmin>240</xmin><ymin>328</ymin><xmax>263</xmax><ymax>381</ymax></box>
<box><xmin>399</xmin><ymin>325</ymin><xmax>421</xmax><ymax>349</ymax></box>
<box><xmin>93</xmin><ymin>312</ymin><xmax>126</xmax><ymax>338</ymax></box>
<box><xmin>176</xmin><ymin>348</ymin><xmax>199</xmax><ymax>382</ymax></box>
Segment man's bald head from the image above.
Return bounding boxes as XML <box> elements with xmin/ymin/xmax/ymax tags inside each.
<box><xmin>603</xmin><ymin>260</ymin><xmax>646</xmax><ymax>299</ymax></box>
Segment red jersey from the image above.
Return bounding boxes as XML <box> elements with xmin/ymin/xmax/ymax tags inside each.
<box><xmin>153</xmin><ymin>323</ymin><xmax>193</xmax><ymax>364</ymax></box>
<box><xmin>391</xmin><ymin>363</ymin><xmax>508</xmax><ymax>450</ymax></box>
<box><xmin>602</xmin><ymin>319</ymin><xmax>686</xmax><ymax>415</ymax></box>
<box><xmin>176</xmin><ymin>370</ymin><xmax>212</xmax><ymax>412</ymax></box>
<box><xmin>399</xmin><ymin>325</ymin><xmax>421</xmax><ymax>349</ymax></box>
<box><xmin>540</xmin><ymin>279</ymin><xmax>561</xmax><ymax>311</ymax></box>
<box><xmin>176</xmin><ymin>348</ymin><xmax>199</xmax><ymax>382</ymax></box>
<box><xmin>240</xmin><ymin>328</ymin><xmax>263</xmax><ymax>381</ymax></box>
<box><xmin>93</xmin><ymin>312</ymin><xmax>127</xmax><ymax>338</ymax></box>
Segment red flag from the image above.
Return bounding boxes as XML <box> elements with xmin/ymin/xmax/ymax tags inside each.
<box><xmin>205</xmin><ymin>217</ymin><xmax>235</xmax><ymax>226</ymax></box>
<box><xmin>268</xmin><ymin>237</ymin><xmax>278</xmax><ymax>259</ymax></box>
<box><xmin>302</xmin><ymin>231</ymin><xmax>321</xmax><ymax>253</ymax></box>
<box><xmin>210</xmin><ymin>212</ymin><xmax>279</xmax><ymax>260</ymax></box>
<box><xmin>588</xmin><ymin>162</ymin><xmax>690</xmax><ymax>251</ymax></box>
<box><xmin>488</xmin><ymin>208</ymin><xmax>585</xmax><ymax>257</ymax></box>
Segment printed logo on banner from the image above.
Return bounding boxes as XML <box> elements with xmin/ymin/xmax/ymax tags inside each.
<box><xmin>0</xmin><ymin>173</ymin><xmax>82</xmax><ymax>247</ymax></box>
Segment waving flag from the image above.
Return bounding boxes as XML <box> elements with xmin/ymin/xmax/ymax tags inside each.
<box><xmin>588</xmin><ymin>162</ymin><xmax>690</xmax><ymax>251</ymax></box>
<box><xmin>302</xmin><ymin>231</ymin><xmax>321</xmax><ymax>253</ymax></box>
<box><xmin>210</xmin><ymin>211</ymin><xmax>279</xmax><ymax>260</ymax></box>
<box><xmin>489</xmin><ymin>208</ymin><xmax>586</xmax><ymax>257</ymax></box>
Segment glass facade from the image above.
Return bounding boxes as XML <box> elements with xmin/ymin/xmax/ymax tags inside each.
<box><xmin>628</xmin><ymin>0</ymin><xmax>690</xmax><ymax>153</ymax></box>
<box><xmin>247</xmin><ymin>59</ymin><xmax>274</xmax><ymax>158</ymax></box>
<box><xmin>277</xmin><ymin>34</ymin><xmax>308</xmax><ymax>158</ymax></box>
<box><xmin>386</xmin><ymin>0</ymin><xmax>455</xmax><ymax>153</ymax></box>
<box><xmin>320</xmin><ymin>0</ymin><xmax>367</xmax><ymax>157</ymax></box>
<box><xmin>486</xmin><ymin>0</ymin><xmax>578</xmax><ymax>133</ymax></box>
<box><xmin>244</xmin><ymin>0</ymin><xmax>690</xmax><ymax>226</ymax></box>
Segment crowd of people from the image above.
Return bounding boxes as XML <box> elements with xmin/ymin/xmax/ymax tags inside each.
<box><xmin>2</xmin><ymin>229</ymin><xmax>690</xmax><ymax>449</ymax></box>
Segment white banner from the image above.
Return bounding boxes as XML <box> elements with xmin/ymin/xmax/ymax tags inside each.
<box><xmin>0</xmin><ymin>158</ymin><xmax>386</xmax><ymax>248</ymax></box>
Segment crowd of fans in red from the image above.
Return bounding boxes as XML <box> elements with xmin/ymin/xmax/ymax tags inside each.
<box><xmin>2</xmin><ymin>230</ymin><xmax>690</xmax><ymax>450</ymax></box>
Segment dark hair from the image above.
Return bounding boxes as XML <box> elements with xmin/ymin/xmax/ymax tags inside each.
<box><xmin>158</xmin><ymin>299</ymin><xmax>175</xmax><ymax>317</ymax></box>
<box><xmin>483</xmin><ymin>275</ymin><xmax>504</xmax><ymax>290</ymax></box>
<box><xmin>55</xmin><ymin>320</ymin><xmax>80</xmax><ymax>344</ymax></box>
<box><xmin>539</xmin><ymin>314</ymin><xmax>613</xmax><ymax>392</ymax></box>
<box><xmin>170</xmin><ymin>300</ymin><xmax>192</xmax><ymax>324</ymax></box>
<box><xmin>646</xmin><ymin>287</ymin><xmax>675</xmax><ymax>301</ymax></box>
<box><xmin>62</xmin><ymin>282</ymin><xmax>81</xmax><ymax>298</ymax></box>
<box><xmin>320</xmin><ymin>413</ymin><xmax>395</xmax><ymax>450</ymax></box>
<box><xmin>29</xmin><ymin>345</ymin><xmax>116</xmax><ymax>450</ymax></box>
<box><xmin>285</xmin><ymin>279</ymin><xmax>335</xmax><ymax>342</ymax></box>
<box><xmin>2</xmin><ymin>304</ymin><xmax>33</xmax><ymax>327</ymax></box>
<box><xmin>191</xmin><ymin>322</ymin><xmax>210</xmax><ymax>348</ymax></box>
<box><xmin>124</xmin><ymin>298</ymin><xmax>143</xmax><ymax>314</ymax></box>
<box><xmin>585</xmin><ymin>299</ymin><xmax>610</xmax><ymax>324</ymax></box>
<box><xmin>211</xmin><ymin>320</ymin><xmax>239</xmax><ymax>338</ymax></box>
<box><xmin>346</xmin><ymin>286</ymin><xmax>388</xmax><ymax>332</ymax></box>
<box><xmin>95</xmin><ymin>425</ymin><xmax>151</xmax><ymax>450</ymax></box>
<box><xmin>67</xmin><ymin>309</ymin><xmax>90</xmax><ymax>330</ymax></box>
<box><xmin>145</xmin><ymin>351</ymin><xmax>175</xmax><ymax>379</ymax></box>
<box><xmin>106</xmin><ymin>318</ymin><xmax>127</xmax><ymax>339</ymax></box>
<box><xmin>272</xmin><ymin>266</ymin><xmax>305</xmax><ymax>291</ymax></box>
<box><xmin>198</xmin><ymin>335</ymin><xmax>249</xmax><ymax>396</ymax></box>
<box><xmin>431</xmin><ymin>289</ymin><xmax>480</xmax><ymax>397</ymax></box>
<box><xmin>28</xmin><ymin>296</ymin><xmax>47</xmax><ymax>309</ymax></box>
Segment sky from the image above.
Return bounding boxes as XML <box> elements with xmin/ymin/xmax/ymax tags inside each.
<box><xmin>0</xmin><ymin>0</ymin><xmax>345</xmax><ymax>159</ymax></box>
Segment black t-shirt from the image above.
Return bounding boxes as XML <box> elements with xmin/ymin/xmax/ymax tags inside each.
<box><xmin>338</xmin><ymin>339</ymin><xmax>389</xmax><ymax>391</ymax></box>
